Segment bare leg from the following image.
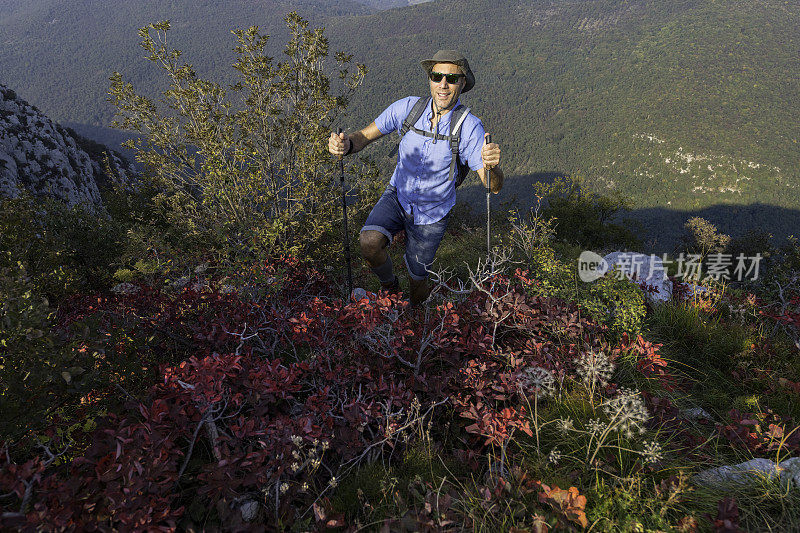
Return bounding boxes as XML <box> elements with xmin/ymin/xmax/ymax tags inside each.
<box><xmin>359</xmin><ymin>230</ymin><xmax>400</xmax><ymax>292</ymax></box>
<box><xmin>359</xmin><ymin>230</ymin><xmax>389</xmax><ymax>268</ymax></box>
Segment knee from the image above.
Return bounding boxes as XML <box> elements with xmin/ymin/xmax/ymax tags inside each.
<box><xmin>360</xmin><ymin>230</ymin><xmax>388</xmax><ymax>261</ymax></box>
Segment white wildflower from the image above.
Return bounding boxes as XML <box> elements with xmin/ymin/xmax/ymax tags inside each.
<box><xmin>557</xmin><ymin>417</ymin><xmax>574</xmax><ymax>435</ymax></box>
<box><xmin>280</xmin><ymin>482</ymin><xmax>289</xmax><ymax>494</ymax></box>
<box><xmin>291</xmin><ymin>462</ymin><xmax>300</xmax><ymax>472</ymax></box>
<box><xmin>321</xmin><ymin>440</ymin><xmax>330</xmax><ymax>451</ymax></box>
<box><xmin>548</xmin><ymin>448</ymin><xmax>563</xmax><ymax>465</ymax></box>
<box><xmin>640</xmin><ymin>440</ymin><xmax>663</xmax><ymax>464</ymax></box>
<box><xmin>518</xmin><ymin>366</ymin><xmax>555</xmax><ymax>398</ymax></box>
<box><xmin>575</xmin><ymin>350</ymin><xmax>615</xmax><ymax>389</ymax></box>
<box><xmin>291</xmin><ymin>450</ymin><xmax>300</xmax><ymax>459</ymax></box>
<box><xmin>601</xmin><ymin>388</ymin><xmax>649</xmax><ymax>437</ymax></box>
<box><xmin>329</xmin><ymin>476</ymin><xmax>338</xmax><ymax>488</ymax></box>
<box><xmin>587</xmin><ymin>418</ymin><xmax>606</xmax><ymax>435</ymax></box>
<box><xmin>301</xmin><ymin>482</ymin><xmax>309</xmax><ymax>491</ymax></box>
<box><xmin>290</xmin><ymin>435</ymin><xmax>302</xmax><ymax>446</ymax></box>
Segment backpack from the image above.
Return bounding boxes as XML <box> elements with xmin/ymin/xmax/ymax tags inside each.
<box><xmin>389</xmin><ymin>97</ymin><xmax>473</xmax><ymax>188</ymax></box>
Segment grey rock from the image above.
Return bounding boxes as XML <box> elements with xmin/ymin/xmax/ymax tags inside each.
<box><xmin>779</xmin><ymin>457</ymin><xmax>800</xmax><ymax>488</ymax></box>
<box><xmin>679</xmin><ymin>407</ymin><xmax>713</xmax><ymax>420</ymax></box>
<box><xmin>111</xmin><ymin>282</ymin><xmax>139</xmax><ymax>295</ymax></box>
<box><xmin>0</xmin><ymin>83</ymin><xmax>136</xmax><ymax>207</ymax></box>
<box><xmin>240</xmin><ymin>500</ymin><xmax>259</xmax><ymax>522</ymax></box>
<box><xmin>601</xmin><ymin>252</ymin><xmax>673</xmax><ymax>304</ymax></box>
<box><xmin>172</xmin><ymin>276</ymin><xmax>191</xmax><ymax>289</ymax></box>
<box><xmin>693</xmin><ymin>458</ymin><xmax>778</xmax><ymax>486</ymax></box>
<box><xmin>694</xmin><ymin>458</ymin><xmax>800</xmax><ymax>489</ymax></box>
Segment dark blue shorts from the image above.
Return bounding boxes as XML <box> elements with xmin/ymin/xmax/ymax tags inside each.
<box><xmin>361</xmin><ymin>186</ymin><xmax>450</xmax><ymax>280</ymax></box>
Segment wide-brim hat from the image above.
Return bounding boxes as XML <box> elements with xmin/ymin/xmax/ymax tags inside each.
<box><xmin>420</xmin><ymin>50</ymin><xmax>475</xmax><ymax>93</ymax></box>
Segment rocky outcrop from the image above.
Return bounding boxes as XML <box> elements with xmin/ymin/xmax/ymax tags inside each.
<box><xmin>601</xmin><ymin>252</ymin><xmax>673</xmax><ymax>304</ymax></box>
<box><xmin>0</xmin><ymin>85</ymin><xmax>135</xmax><ymax>207</ymax></box>
<box><xmin>694</xmin><ymin>458</ymin><xmax>800</xmax><ymax>489</ymax></box>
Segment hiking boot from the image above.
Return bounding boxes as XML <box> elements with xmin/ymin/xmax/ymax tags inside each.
<box><xmin>380</xmin><ymin>276</ymin><xmax>402</xmax><ymax>296</ymax></box>
<box><xmin>409</xmin><ymin>278</ymin><xmax>431</xmax><ymax>307</ymax></box>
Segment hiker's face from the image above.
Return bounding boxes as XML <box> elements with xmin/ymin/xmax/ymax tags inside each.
<box><xmin>429</xmin><ymin>62</ymin><xmax>465</xmax><ymax>112</ymax></box>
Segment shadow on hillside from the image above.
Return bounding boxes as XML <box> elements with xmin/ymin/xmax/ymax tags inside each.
<box><xmin>456</xmin><ymin>170</ymin><xmax>565</xmax><ymax>212</ymax></box>
<box><xmin>64</xmin><ymin>122</ymin><xmax>140</xmax><ymax>167</ymax></box>
<box><xmin>622</xmin><ymin>204</ymin><xmax>800</xmax><ymax>254</ymax></box>
<box><xmin>457</xmin><ymin>172</ymin><xmax>800</xmax><ymax>255</ymax></box>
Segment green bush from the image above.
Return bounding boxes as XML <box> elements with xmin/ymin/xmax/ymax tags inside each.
<box><xmin>508</xmin><ymin>208</ymin><xmax>646</xmax><ymax>337</ymax></box>
<box><xmin>0</xmin><ymin>196</ymin><xmax>124</xmax><ymax>302</ymax></box>
<box><xmin>532</xmin><ymin>175</ymin><xmax>641</xmax><ymax>250</ymax></box>
<box><xmin>0</xmin><ymin>260</ymin><xmax>68</xmax><ymax>440</ymax></box>
<box><xmin>680</xmin><ymin>217</ymin><xmax>731</xmax><ymax>262</ymax></box>
<box><xmin>108</xmin><ymin>13</ymin><xmax>381</xmax><ymax>266</ymax></box>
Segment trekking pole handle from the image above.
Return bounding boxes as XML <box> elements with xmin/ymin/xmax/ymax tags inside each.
<box><xmin>484</xmin><ymin>133</ymin><xmax>492</xmax><ymax>189</ymax></box>
<box><xmin>337</xmin><ymin>127</ymin><xmax>344</xmax><ymax>162</ymax></box>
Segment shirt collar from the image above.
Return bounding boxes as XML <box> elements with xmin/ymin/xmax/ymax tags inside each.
<box><xmin>426</xmin><ymin>97</ymin><xmax>462</xmax><ymax>124</ymax></box>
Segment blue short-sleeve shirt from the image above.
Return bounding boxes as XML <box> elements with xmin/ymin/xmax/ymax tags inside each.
<box><xmin>375</xmin><ymin>96</ymin><xmax>485</xmax><ymax>225</ymax></box>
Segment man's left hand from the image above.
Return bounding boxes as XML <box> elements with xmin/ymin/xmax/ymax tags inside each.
<box><xmin>481</xmin><ymin>133</ymin><xmax>501</xmax><ymax>169</ymax></box>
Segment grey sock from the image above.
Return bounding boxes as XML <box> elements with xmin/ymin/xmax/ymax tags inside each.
<box><xmin>371</xmin><ymin>257</ymin><xmax>396</xmax><ymax>285</ymax></box>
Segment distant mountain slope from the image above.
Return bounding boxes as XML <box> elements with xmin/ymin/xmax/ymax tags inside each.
<box><xmin>0</xmin><ymin>84</ymin><xmax>134</xmax><ymax>206</ymax></box>
<box><xmin>326</xmin><ymin>0</ymin><xmax>800</xmax><ymax>212</ymax></box>
<box><xmin>1</xmin><ymin>0</ymin><xmax>798</xmax><ymax>219</ymax></box>
<box><xmin>353</xmin><ymin>0</ymin><xmax>433</xmax><ymax>10</ymax></box>
<box><xmin>0</xmin><ymin>0</ymin><xmax>372</xmax><ymax>126</ymax></box>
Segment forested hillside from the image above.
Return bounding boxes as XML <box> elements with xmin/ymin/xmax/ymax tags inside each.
<box><xmin>2</xmin><ymin>0</ymin><xmax>798</xmax><ymax>243</ymax></box>
<box><xmin>353</xmin><ymin>0</ymin><xmax>433</xmax><ymax>9</ymax></box>
<box><xmin>326</xmin><ymin>0</ymin><xmax>800</xmax><ymax>212</ymax></box>
<box><xmin>0</xmin><ymin>0</ymin><xmax>372</xmax><ymax>125</ymax></box>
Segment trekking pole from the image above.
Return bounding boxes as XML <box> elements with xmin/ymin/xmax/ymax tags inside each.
<box><xmin>484</xmin><ymin>133</ymin><xmax>492</xmax><ymax>256</ymax></box>
<box><xmin>337</xmin><ymin>128</ymin><xmax>354</xmax><ymax>298</ymax></box>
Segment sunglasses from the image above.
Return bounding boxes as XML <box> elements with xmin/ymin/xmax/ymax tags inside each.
<box><xmin>429</xmin><ymin>71</ymin><xmax>465</xmax><ymax>84</ymax></box>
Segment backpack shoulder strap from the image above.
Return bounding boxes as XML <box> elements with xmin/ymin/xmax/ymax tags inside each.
<box><xmin>401</xmin><ymin>97</ymin><xmax>430</xmax><ymax>137</ymax></box>
<box><xmin>448</xmin><ymin>105</ymin><xmax>471</xmax><ymax>183</ymax></box>
<box><xmin>388</xmin><ymin>97</ymin><xmax>430</xmax><ymax>156</ymax></box>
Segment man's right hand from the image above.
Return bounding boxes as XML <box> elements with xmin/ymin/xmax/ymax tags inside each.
<box><xmin>328</xmin><ymin>131</ymin><xmax>351</xmax><ymax>157</ymax></box>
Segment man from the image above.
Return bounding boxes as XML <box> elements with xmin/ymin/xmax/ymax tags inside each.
<box><xmin>328</xmin><ymin>50</ymin><xmax>504</xmax><ymax>305</ymax></box>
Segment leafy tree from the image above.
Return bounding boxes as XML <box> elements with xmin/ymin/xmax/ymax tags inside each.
<box><xmin>108</xmin><ymin>13</ymin><xmax>379</xmax><ymax>263</ymax></box>
<box><xmin>532</xmin><ymin>175</ymin><xmax>640</xmax><ymax>250</ymax></box>
<box><xmin>680</xmin><ymin>217</ymin><xmax>731</xmax><ymax>261</ymax></box>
